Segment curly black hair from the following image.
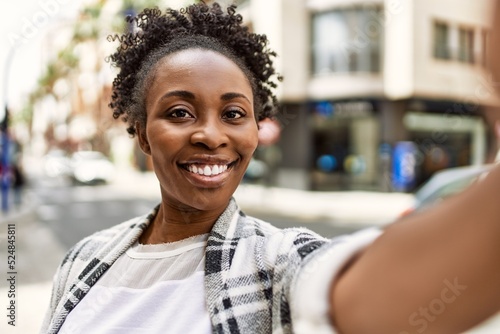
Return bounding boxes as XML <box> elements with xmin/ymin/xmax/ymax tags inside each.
<box><xmin>108</xmin><ymin>2</ymin><xmax>281</xmax><ymax>136</ymax></box>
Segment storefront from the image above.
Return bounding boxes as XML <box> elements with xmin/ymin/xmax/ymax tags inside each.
<box><xmin>310</xmin><ymin>100</ymin><xmax>380</xmax><ymax>190</ymax></box>
<box><xmin>298</xmin><ymin>99</ymin><xmax>488</xmax><ymax>192</ymax></box>
<box><xmin>403</xmin><ymin>111</ymin><xmax>486</xmax><ymax>186</ymax></box>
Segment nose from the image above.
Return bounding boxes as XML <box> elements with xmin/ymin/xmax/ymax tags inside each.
<box><xmin>190</xmin><ymin>117</ymin><xmax>228</xmax><ymax>150</ymax></box>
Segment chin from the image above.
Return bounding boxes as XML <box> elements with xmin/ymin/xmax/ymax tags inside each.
<box><xmin>164</xmin><ymin>186</ymin><xmax>235</xmax><ymax>214</ymax></box>
<box><xmin>189</xmin><ymin>189</ymin><xmax>234</xmax><ymax>210</ymax></box>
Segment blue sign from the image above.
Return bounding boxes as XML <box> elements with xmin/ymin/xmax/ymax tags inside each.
<box><xmin>314</xmin><ymin>101</ymin><xmax>334</xmax><ymax>118</ymax></box>
<box><xmin>392</xmin><ymin>141</ymin><xmax>417</xmax><ymax>192</ymax></box>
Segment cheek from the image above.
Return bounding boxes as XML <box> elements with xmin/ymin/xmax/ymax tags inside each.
<box><xmin>146</xmin><ymin>127</ymin><xmax>179</xmax><ymax>161</ymax></box>
<box><xmin>238</xmin><ymin>125</ymin><xmax>259</xmax><ymax>156</ymax></box>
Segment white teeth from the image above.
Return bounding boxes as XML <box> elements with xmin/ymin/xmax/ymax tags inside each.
<box><xmin>186</xmin><ymin>164</ymin><xmax>229</xmax><ymax>176</ymax></box>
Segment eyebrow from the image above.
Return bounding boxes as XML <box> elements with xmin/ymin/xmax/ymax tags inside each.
<box><xmin>221</xmin><ymin>92</ymin><xmax>251</xmax><ymax>104</ymax></box>
<box><xmin>159</xmin><ymin>90</ymin><xmax>251</xmax><ymax>104</ymax></box>
<box><xmin>160</xmin><ymin>90</ymin><xmax>195</xmax><ymax>102</ymax></box>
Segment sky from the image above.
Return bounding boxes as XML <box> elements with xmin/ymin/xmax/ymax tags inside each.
<box><xmin>0</xmin><ymin>0</ymin><xmax>85</xmax><ymax>120</ymax></box>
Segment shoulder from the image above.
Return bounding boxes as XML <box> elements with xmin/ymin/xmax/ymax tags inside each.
<box><xmin>61</xmin><ymin>215</ymin><xmax>145</xmax><ymax>266</ymax></box>
<box><xmin>43</xmin><ymin>210</ymin><xmax>154</xmax><ymax>332</ymax></box>
<box><xmin>236</xmin><ymin>211</ymin><xmax>330</xmax><ymax>260</ymax></box>
<box><xmin>52</xmin><ymin>209</ymin><xmax>153</xmax><ymax>295</ymax></box>
<box><xmin>56</xmin><ymin>207</ymin><xmax>155</xmax><ymax>286</ymax></box>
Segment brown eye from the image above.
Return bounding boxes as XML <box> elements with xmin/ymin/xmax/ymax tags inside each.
<box><xmin>168</xmin><ymin>109</ymin><xmax>193</xmax><ymax>118</ymax></box>
<box><xmin>223</xmin><ymin>109</ymin><xmax>245</xmax><ymax>120</ymax></box>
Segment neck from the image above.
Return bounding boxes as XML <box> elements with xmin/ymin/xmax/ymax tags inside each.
<box><xmin>139</xmin><ymin>200</ymin><xmax>228</xmax><ymax>244</ymax></box>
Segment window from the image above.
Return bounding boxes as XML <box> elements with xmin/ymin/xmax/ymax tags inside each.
<box><xmin>458</xmin><ymin>27</ymin><xmax>474</xmax><ymax>63</ymax></box>
<box><xmin>433</xmin><ymin>22</ymin><xmax>450</xmax><ymax>59</ymax></box>
<box><xmin>481</xmin><ymin>30</ymin><xmax>488</xmax><ymax>66</ymax></box>
<box><xmin>312</xmin><ymin>6</ymin><xmax>382</xmax><ymax>74</ymax></box>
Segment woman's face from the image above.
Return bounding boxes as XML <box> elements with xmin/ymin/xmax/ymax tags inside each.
<box><xmin>139</xmin><ymin>48</ymin><xmax>258</xmax><ymax>212</ymax></box>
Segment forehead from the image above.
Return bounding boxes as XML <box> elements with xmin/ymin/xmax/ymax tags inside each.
<box><xmin>150</xmin><ymin>49</ymin><xmax>252</xmax><ymax>90</ymax></box>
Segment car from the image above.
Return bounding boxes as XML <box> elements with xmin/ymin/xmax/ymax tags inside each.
<box><xmin>43</xmin><ymin>149</ymin><xmax>71</xmax><ymax>178</ymax></box>
<box><xmin>400</xmin><ymin>164</ymin><xmax>494</xmax><ymax>217</ymax></box>
<box><xmin>70</xmin><ymin>151</ymin><xmax>115</xmax><ymax>185</ymax></box>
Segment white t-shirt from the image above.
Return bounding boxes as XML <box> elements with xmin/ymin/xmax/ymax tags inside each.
<box><xmin>59</xmin><ymin>234</ymin><xmax>212</xmax><ymax>334</ymax></box>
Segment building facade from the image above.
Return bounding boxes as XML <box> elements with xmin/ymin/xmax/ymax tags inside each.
<box><xmin>242</xmin><ymin>0</ymin><xmax>499</xmax><ymax>191</ymax></box>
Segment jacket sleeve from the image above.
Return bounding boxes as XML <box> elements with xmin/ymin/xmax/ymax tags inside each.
<box><xmin>288</xmin><ymin>227</ymin><xmax>383</xmax><ymax>334</ymax></box>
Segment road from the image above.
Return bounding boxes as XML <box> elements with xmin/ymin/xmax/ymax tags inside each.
<box><xmin>34</xmin><ymin>179</ymin><xmax>158</xmax><ymax>250</ymax></box>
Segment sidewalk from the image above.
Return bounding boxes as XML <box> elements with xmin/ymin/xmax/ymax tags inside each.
<box><xmin>0</xmin><ymin>191</ymin><xmax>64</xmax><ymax>334</ymax></box>
<box><xmin>234</xmin><ymin>183</ymin><xmax>413</xmax><ymax>226</ymax></box>
<box><xmin>108</xmin><ymin>168</ymin><xmax>415</xmax><ymax>227</ymax></box>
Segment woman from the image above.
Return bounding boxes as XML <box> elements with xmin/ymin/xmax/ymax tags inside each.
<box><xmin>42</xmin><ymin>3</ymin><xmax>500</xmax><ymax>333</ymax></box>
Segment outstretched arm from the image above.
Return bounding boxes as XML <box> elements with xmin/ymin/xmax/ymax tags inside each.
<box><xmin>330</xmin><ymin>164</ymin><xmax>500</xmax><ymax>333</ymax></box>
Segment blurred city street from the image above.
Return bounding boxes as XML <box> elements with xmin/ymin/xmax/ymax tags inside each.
<box><xmin>1</xmin><ymin>0</ymin><xmax>500</xmax><ymax>332</ymax></box>
<box><xmin>0</xmin><ymin>164</ymin><xmax>499</xmax><ymax>333</ymax></box>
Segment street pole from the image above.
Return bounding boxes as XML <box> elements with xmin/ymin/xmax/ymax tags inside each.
<box><xmin>1</xmin><ymin>106</ymin><xmax>9</xmax><ymax>212</ymax></box>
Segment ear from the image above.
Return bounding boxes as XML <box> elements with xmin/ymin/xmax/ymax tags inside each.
<box><xmin>136</xmin><ymin>122</ymin><xmax>151</xmax><ymax>155</ymax></box>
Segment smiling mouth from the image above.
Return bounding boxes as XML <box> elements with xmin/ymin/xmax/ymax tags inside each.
<box><xmin>179</xmin><ymin>161</ymin><xmax>237</xmax><ymax>177</ymax></box>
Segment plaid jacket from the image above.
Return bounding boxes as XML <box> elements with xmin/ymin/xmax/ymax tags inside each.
<box><xmin>41</xmin><ymin>198</ymin><xmax>381</xmax><ymax>333</ymax></box>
